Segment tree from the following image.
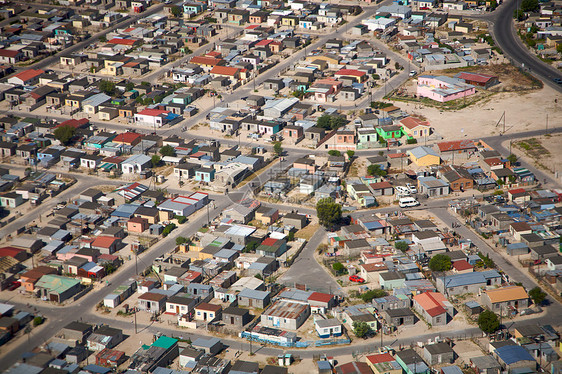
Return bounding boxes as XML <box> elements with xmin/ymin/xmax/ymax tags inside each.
<box><xmin>151</xmin><ymin>155</ymin><xmax>161</xmax><ymax>168</ymax></box>
<box><xmin>359</xmin><ymin>289</ymin><xmax>387</xmax><ymax>303</ymax></box>
<box><xmin>394</xmin><ymin>61</ymin><xmax>400</xmax><ymax>70</ymax></box>
<box><xmin>529</xmin><ymin>286</ymin><xmax>546</xmax><ymax>305</ymax></box>
<box><xmin>328</xmin><ymin>150</ymin><xmax>341</xmax><ymax>157</ymax></box>
<box><xmin>429</xmin><ymin>254</ymin><xmax>452</xmax><ymax>272</ymax></box>
<box><xmin>478</xmin><ymin>310</ymin><xmax>500</xmax><ymax>334</ymax></box>
<box><xmin>520</xmin><ymin>0</ymin><xmax>539</xmax><ymax>12</ymax></box>
<box><xmin>317</xmin><ymin>114</ymin><xmax>346</xmax><ymax>130</ymax></box>
<box><xmin>353</xmin><ymin>321</ymin><xmax>372</xmax><ymax>338</ymax></box>
<box><xmin>98</xmin><ymin>80</ymin><xmax>116</xmax><ymax>95</ymax></box>
<box><xmin>99</xmin><ymin>35</ymin><xmax>106</xmax><ymax>42</ymax></box>
<box><xmin>171</xmin><ymin>5</ymin><xmax>182</xmax><ymax>17</ymax></box>
<box><xmin>287</xmin><ymin>231</ymin><xmax>295</xmax><ymax>241</ymax></box>
<box><xmin>557</xmin><ymin>44</ymin><xmax>562</xmax><ymax>54</ymax></box>
<box><xmin>33</xmin><ymin>316</ymin><xmax>44</xmax><ymax>326</ymax></box>
<box><xmin>507</xmin><ymin>154</ymin><xmax>518</xmax><ymax>164</ymax></box>
<box><xmin>367</xmin><ymin>164</ymin><xmax>387</xmax><ymax>177</ymax></box>
<box><xmin>125</xmin><ymin>82</ymin><xmax>135</xmax><ymax>91</ymax></box>
<box><xmin>346</xmin><ymin>150</ymin><xmax>355</xmax><ymax>159</ymax></box>
<box><xmin>54</xmin><ymin>125</ymin><xmax>76</xmax><ymax>145</ymax></box>
<box><xmin>332</xmin><ymin>262</ymin><xmax>346</xmax><ymax>275</ymax></box>
<box><xmin>316</xmin><ymin>198</ymin><xmax>342</xmax><ymax>227</ymax></box>
<box><xmin>273</xmin><ymin>141</ymin><xmax>283</xmax><ymax>157</ymax></box>
<box><xmin>162</xmin><ymin>223</ymin><xmax>177</xmax><ymax>237</ymax></box>
<box><xmin>513</xmin><ymin>8</ymin><xmax>525</xmax><ymax>20</ymax></box>
<box><xmin>159</xmin><ymin>145</ymin><xmax>176</xmax><ymax>157</ymax></box>
<box><xmin>176</xmin><ymin>236</ymin><xmax>188</xmax><ymax>246</ymax></box>
<box><xmin>395</xmin><ymin>241</ymin><xmax>409</xmax><ymax>252</ymax></box>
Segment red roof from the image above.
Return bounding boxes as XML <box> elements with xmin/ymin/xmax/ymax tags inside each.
<box><xmin>123</xmin><ymin>27</ymin><xmax>136</xmax><ymax>32</ymax></box>
<box><xmin>55</xmin><ymin>118</ymin><xmax>89</xmax><ymax>129</ymax></box>
<box><xmin>335</xmin><ymin>69</ymin><xmax>366</xmax><ymax>77</ymax></box>
<box><xmin>370</xmin><ymin>181</ymin><xmax>393</xmax><ymax>190</ymax></box>
<box><xmin>107</xmin><ymin>38</ymin><xmax>138</xmax><ymax>46</ymax></box>
<box><xmin>191</xmin><ymin>55</ymin><xmax>223</xmax><ymax>66</ymax></box>
<box><xmin>366</xmin><ymin>353</ymin><xmax>395</xmax><ymax>364</ymax></box>
<box><xmin>452</xmin><ymin>260</ymin><xmax>473</xmax><ymax>271</ymax></box>
<box><xmin>196</xmin><ymin>302</ymin><xmax>222</xmax><ymax>312</ymax></box>
<box><xmin>210</xmin><ymin>65</ymin><xmax>240</xmax><ymax>76</ymax></box>
<box><xmin>256</xmin><ymin>39</ymin><xmax>273</xmax><ymax>46</ymax></box>
<box><xmin>437</xmin><ymin>140</ymin><xmax>476</xmax><ymax>152</ymax></box>
<box><xmin>0</xmin><ymin>49</ymin><xmax>21</xmax><ymax>58</ymax></box>
<box><xmin>400</xmin><ymin>116</ymin><xmax>430</xmax><ymax>130</ymax></box>
<box><xmin>114</xmin><ymin>132</ymin><xmax>142</xmax><ymax>144</ymax></box>
<box><xmin>388</xmin><ymin>152</ymin><xmax>407</xmax><ymax>159</ymax></box>
<box><xmin>12</xmin><ymin>69</ymin><xmax>44</xmax><ymax>83</ymax></box>
<box><xmin>91</xmin><ymin>236</ymin><xmax>118</xmax><ymax>248</ymax></box>
<box><xmin>508</xmin><ymin>188</ymin><xmax>526</xmax><ymax>195</ymax></box>
<box><xmin>261</xmin><ymin>237</ymin><xmax>278</xmax><ymax>246</ymax></box>
<box><xmin>413</xmin><ymin>291</ymin><xmax>447</xmax><ymax>317</ymax></box>
<box><xmin>245</xmin><ymin>24</ymin><xmax>260</xmax><ymax>29</ymax></box>
<box><xmin>457</xmin><ymin>72</ymin><xmax>497</xmax><ymax>84</ymax></box>
<box><xmin>0</xmin><ymin>246</ymin><xmax>26</xmax><ymax>259</ymax></box>
<box><xmin>137</xmin><ymin>108</ymin><xmax>169</xmax><ymax>116</ymax></box>
<box><xmin>308</xmin><ymin>292</ymin><xmax>334</xmax><ymax>303</ymax></box>
<box><xmin>206</xmin><ymin>51</ymin><xmax>222</xmax><ymax>58</ymax></box>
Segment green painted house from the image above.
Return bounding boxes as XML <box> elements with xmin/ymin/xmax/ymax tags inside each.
<box><xmin>376</xmin><ymin>125</ymin><xmax>404</xmax><ymax>140</ymax></box>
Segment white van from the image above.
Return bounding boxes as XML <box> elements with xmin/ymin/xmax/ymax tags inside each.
<box><xmin>399</xmin><ymin>196</ymin><xmax>420</xmax><ymax>208</ymax></box>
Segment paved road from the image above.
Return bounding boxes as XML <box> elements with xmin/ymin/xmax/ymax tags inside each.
<box><xmin>487</xmin><ymin>0</ymin><xmax>562</xmax><ymax>92</ymax></box>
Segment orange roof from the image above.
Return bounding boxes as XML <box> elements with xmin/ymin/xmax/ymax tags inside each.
<box><xmin>206</xmin><ymin>51</ymin><xmax>222</xmax><ymax>58</ymax></box>
<box><xmin>452</xmin><ymin>260</ymin><xmax>473</xmax><ymax>271</ymax></box>
<box><xmin>55</xmin><ymin>118</ymin><xmax>89</xmax><ymax>129</ymax></box>
<box><xmin>0</xmin><ymin>49</ymin><xmax>20</xmax><ymax>58</ymax></box>
<box><xmin>437</xmin><ymin>140</ymin><xmax>476</xmax><ymax>152</ymax></box>
<box><xmin>388</xmin><ymin>152</ymin><xmax>407</xmax><ymax>159</ymax></box>
<box><xmin>107</xmin><ymin>38</ymin><xmax>138</xmax><ymax>46</ymax></box>
<box><xmin>210</xmin><ymin>65</ymin><xmax>240</xmax><ymax>76</ymax></box>
<box><xmin>413</xmin><ymin>291</ymin><xmax>448</xmax><ymax>317</ymax></box>
<box><xmin>361</xmin><ymin>262</ymin><xmax>388</xmax><ymax>272</ymax></box>
<box><xmin>114</xmin><ymin>132</ymin><xmax>142</xmax><ymax>144</ymax></box>
<box><xmin>12</xmin><ymin>69</ymin><xmax>44</xmax><ymax>83</ymax></box>
<box><xmin>196</xmin><ymin>302</ymin><xmax>222</xmax><ymax>312</ymax></box>
<box><xmin>485</xmin><ymin>286</ymin><xmax>528</xmax><ymax>303</ymax></box>
<box><xmin>366</xmin><ymin>353</ymin><xmax>395</xmax><ymax>364</ymax></box>
<box><xmin>400</xmin><ymin>116</ymin><xmax>430</xmax><ymax>130</ymax></box>
<box><xmin>92</xmin><ymin>236</ymin><xmax>118</xmax><ymax>248</ymax></box>
<box><xmin>190</xmin><ymin>55</ymin><xmax>223</xmax><ymax>66</ymax></box>
<box><xmin>308</xmin><ymin>292</ymin><xmax>334</xmax><ymax>303</ymax></box>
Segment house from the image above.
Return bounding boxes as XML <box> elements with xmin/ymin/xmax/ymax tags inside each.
<box><xmin>222</xmin><ymin>306</ymin><xmax>252</xmax><ymax>328</ymax></box>
<box><xmin>194</xmin><ymin>302</ymin><xmax>222</xmax><ymax>322</ymax></box>
<box><xmin>7</xmin><ymin>69</ymin><xmax>44</xmax><ymax>86</ymax></box>
<box><xmin>238</xmin><ymin>288</ymin><xmax>270</xmax><ymax>308</ymax></box>
<box><xmin>87</xmin><ymin>326</ymin><xmax>124</xmax><ymax>351</ymax></box>
<box><xmin>424</xmin><ymin>342</ymin><xmax>455</xmax><ymax>365</ymax></box>
<box><xmin>134</xmin><ymin>109</ymin><xmax>178</xmax><ymax>128</ymax></box>
<box><xmin>408</xmin><ymin>146</ymin><xmax>441</xmax><ymax>167</ymax></box>
<box><xmin>379</xmin><ymin>271</ymin><xmax>406</xmax><ymax>290</ymax></box>
<box><xmin>20</xmin><ymin>266</ymin><xmax>58</xmax><ymax>292</ymax></box>
<box><xmin>315</xmin><ymin>318</ymin><xmax>343</xmax><ymax>338</ymax></box>
<box><xmin>35</xmin><ymin>275</ymin><xmax>81</xmax><ymax>303</ymax></box>
<box><xmin>395</xmin><ymin>349</ymin><xmax>430</xmax><ymax>374</ymax></box>
<box><xmin>0</xmin><ymin>192</ymin><xmax>24</xmax><ymax>208</ymax></box>
<box><xmin>283</xmin><ymin>212</ymin><xmax>307</xmax><ymax>229</ymax></box>
<box><xmin>121</xmin><ymin>154</ymin><xmax>151</xmax><ymax>174</ymax></box>
<box><xmin>255</xmin><ymin>206</ymin><xmax>279</xmax><ymax>226</ymax></box>
<box><xmin>80</xmin><ymin>154</ymin><xmax>103</xmax><ymax>170</ymax></box>
<box><xmin>400</xmin><ymin>117</ymin><xmax>431</xmax><ymax>139</ymax></box>
<box><xmin>179</xmin><ymin>347</ymin><xmax>204</xmax><ymax>367</ymax></box>
<box><xmin>95</xmin><ymin>348</ymin><xmax>127</xmax><ymax>367</ymax></box>
<box><xmin>60</xmin><ymin>321</ymin><xmax>93</xmax><ymax>344</ymax></box>
<box><xmin>455</xmin><ymin>72</ymin><xmax>498</xmax><ymax>89</ymax></box>
<box><xmin>417</xmin><ymin>75</ymin><xmax>475</xmax><ymax>102</ymax></box>
<box><xmin>230</xmin><ymin>360</ymin><xmax>259</xmax><ymax>374</ymax></box>
<box><xmin>494</xmin><ymin>345</ymin><xmax>536</xmax><ymax>372</ymax></box>
<box><xmin>261</xmin><ymin>299</ymin><xmax>310</xmax><ymax>330</ymax></box>
<box><xmin>413</xmin><ymin>291</ymin><xmax>452</xmax><ymax>326</ymax></box>
<box><xmin>127</xmin><ymin>217</ymin><xmax>149</xmax><ymax>233</ymax></box>
<box><xmin>481</xmin><ymin>286</ymin><xmax>529</xmax><ymax>314</ymax></box>
<box><xmin>529</xmin><ymin>244</ymin><xmax>558</xmax><ymax>260</ymax></box>
<box><xmin>138</xmin><ymin>292</ymin><xmax>167</xmax><ymax>313</ymax></box>
<box><xmin>91</xmin><ymin>236</ymin><xmax>121</xmax><ymax>255</ymax></box>
<box><xmin>256</xmin><ymin>237</ymin><xmax>287</xmax><ymax>258</ymax></box>
<box><xmin>157</xmin><ymin>192</ymin><xmax>209</xmax><ymax>217</ymax></box>
<box><xmin>440</xmin><ymin>167</ymin><xmax>474</xmax><ymax>191</ymax></box>
<box><xmin>366</xmin><ymin>354</ymin><xmax>402</xmax><ymax>374</ymax></box>
<box><xmin>418</xmin><ymin>176</ymin><xmax>450</xmax><ymax>197</ymax></box>
<box><xmin>384</xmin><ymin>308</ymin><xmax>415</xmax><ymax>326</ymax></box>
<box><xmin>436</xmin><ymin>270</ymin><xmax>501</xmax><ymax>295</ymax></box>
<box><xmin>437</xmin><ymin>140</ymin><xmax>477</xmax><ymax>159</ymax></box>
<box><xmin>191</xmin><ymin>337</ymin><xmax>223</xmax><ymax>355</ymax></box>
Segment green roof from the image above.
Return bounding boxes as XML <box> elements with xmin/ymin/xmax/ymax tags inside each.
<box><xmin>35</xmin><ymin>275</ymin><xmax>80</xmax><ymax>294</ymax></box>
<box><xmin>152</xmin><ymin>336</ymin><xmax>178</xmax><ymax>350</ymax></box>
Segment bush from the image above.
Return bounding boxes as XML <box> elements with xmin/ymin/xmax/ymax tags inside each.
<box><xmin>367</xmin><ymin>164</ymin><xmax>387</xmax><ymax>177</ymax></box>
<box><xmin>406</xmin><ymin>138</ymin><xmax>418</xmax><ymax>144</ymax></box>
<box><xmin>328</xmin><ymin>150</ymin><xmax>341</xmax><ymax>157</ymax></box>
<box><xmin>353</xmin><ymin>321</ymin><xmax>372</xmax><ymax>338</ymax></box>
<box><xmin>429</xmin><ymin>254</ymin><xmax>452</xmax><ymax>271</ymax></box>
<box><xmin>395</xmin><ymin>241</ymin><xmax>409</xmax><ymax>252</ymax></box>
<box><xmin>478</xmin><ymin>310</ymin><xmax>500</xmax><ymax>334</ymax></box>
<box><xmin>176</xmin><ymin>216</ymin><xmax>187</xmax><ymax>224</ymax></box>
<box><xmin>176</xmin><ymin>236</ymin><xmax>188</xmax><ymax>246</ymax></box>
<box><xmin>332</xmin><ymin>262</ymin><xmax>346</xmax><ymax>275</ymax></box>
<box><xmin>162</xmin><ymin>223</ymin><xmax>177</xmax><ymax>237</ymax></box>
<box><xmin>33</xmin><ymin>316</ymin><xmax>44</xmax><ymax>326</ymax></box>
<box><xmin>360</xmin><ymin>289</ymin><xmax>387</xmax><ymax>302</ymax></box>
<box><xmin>317</xmin><ymin>198</ymin><xmax>342</xmax><ymax>227</ymax></box>
<box><xmin>529</xmin><ymin>287</ymin><xmax>546</xmax><ymax>305</ymax></box>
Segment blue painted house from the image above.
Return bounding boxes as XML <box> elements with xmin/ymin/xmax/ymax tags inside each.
<box><xmin>195</xmin><ymin>167</ymin><xmax>215</xmax><ymax>182</ymax></box>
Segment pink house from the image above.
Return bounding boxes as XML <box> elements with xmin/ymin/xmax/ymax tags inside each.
<box><xmin>311</xmin><ymin>78</ymin><xmax>342</xmax><ymax>103</ymax></box>
<box><xmin>416</xmin><ymin>75</ymin><xmax>475</xmax><ymax>102</ymax></box>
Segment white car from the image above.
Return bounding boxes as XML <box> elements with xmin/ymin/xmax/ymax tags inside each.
<box><xmin>406</xmin><ymin>183</ymin><xmax>418</xmax><ymax>194</ymax></box>
<box><xmin>395</xmin><ymin>186</ymin><xmax>410</xmax><ymax>195</ymax></box>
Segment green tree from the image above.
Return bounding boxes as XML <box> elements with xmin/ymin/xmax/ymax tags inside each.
<box><xmin>171</xmin><ymin>5</ymin><xmax>182</xmax><ymax>17</ymax></box>
<box><xmin>316</xmin><ymin>198</ymin><xmax>342</xmax><ymax>227</ymax></box>
<box><xmin>54</xmin><ymin>125</ymin><xmax>76</xmax><ymax>145</ymax></box>
<box><xmin>99</xmin><ymin>80</ymin><xmax>116</xmax><ymax>95</ymax></box>
<box><xmin>529</xmin><ymin>286</ymin><xmax>546</xmax><ymax>305</ymax></box>
<box><xmin>99</xmin><ymin>35</ymin><xmax>107</xmax><ymax>42</ymax></box>
<box><xmin>353</xmin><ymin>321</ymin><xmax>372</xmax><ymax>338</ymax></box>
<box><xmin>346</xmin><ymin>150</ymin><xmax>355</xmax><ymax>159</ymax></box>
<box><xmin>478</xmin><ymin>310</ymin><xmax>500</xmax><ymax>334</ymax></box>
<box><xmin>176</xmin><ymin>236</ymin><xmax>188</xmax><ymax>246</ymax></box>
<box><xmin>103</xmin><ymin>263</ymin><xmax>117</xmax><ymax>275</ymax></box>
<box><xmin>359</xmin><ymin>289</ymin><xmax>387</xmax><ymax>303</ymax></box>
<box><xmin>521</xmin><ymin>0</ymin><xmax>539</xmax><ymax>12</ymax></box>
<box><xmin>125</xmin><ymin>82</ymin><xmax>135</xmax><ymax>91</ymax></box>
<box><xmin>151</xmin><ymin>155</ymin><xmax>161</xmax><ymax>168</ymax></box>
<box><xmin>273</xmin><ymin>141</ymin><xmax>283</xmax><ymax>156</ymax></box>
<box><xmin>429</xmin><ymin>254</ymin><xmax>452</xmax><ymax>271</ymax></box>
<box><xmin>162</xmin><ymin>223</ymin><xmax>177</xmax><ymax>237</ymax></box>
<box><xmin>507</xmin><ymin>154</ymin><xmax>518</xmax><ymax>164</ymax></box>
<box><xmin>395</xmin><ymin>241</ymin><xmax>409</xmax><ymax>252</ymax></box>
<box><xmin>159</xmin><ymin>145</ymin><xmax>176</xmax><ymax>157</ymax></box>
<box><xmin>332</xmin><ymin>262</ymin><xmax>346</xmax><ymax>275</ymax></box>
<box><xmin>244</xmin><ymin>241</ymin><xmax>259</xmax><ymax>253</ymax></box>
<box><xmin>367</xmin><ymin>164</ymin><xmax>387</xmax><ymax>177</ymax></box>
<box><xmin>328</xmin><ymin>150</ymin><xmax>341</xmax><ymax>157</ymax></box>
<box><xmin>287</xmin><ymin>231</ymin><xmax>295</xmax><ymax>241</ymax></box>
<box><xmin>317</xmin><ymin>114</ymin><xmax>346</xmax><ymax>130</ymax></box>
<box><xmin>394</xmin><ymin>61</ymin><xmax>400</xmax><ymax>70</ymax></box>
<box><xmin>33</xmin><ymin>316</ymin><xmax>44</xmax><ymax>326</ymax></box>
<box><xmin>513</xmin><ymin>8</ymin><xmax>525</xmax><ymax>20</ymax></box>
<box><xmin>557</xmin><ymin>44</ymin><xmax>562</xmax><ymax>54</ymax></box>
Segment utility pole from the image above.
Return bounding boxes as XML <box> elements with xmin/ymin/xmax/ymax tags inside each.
<box><xmin>134</xmin><ymin>307</ymin><xmax>138</xmax><ymax>334</ymax></box>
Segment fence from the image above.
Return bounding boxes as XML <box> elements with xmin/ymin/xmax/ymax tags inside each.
<box><xmin>239</xmin><ymin>331</ymin><xmax>350</xmax><ymax>348</ymax></box>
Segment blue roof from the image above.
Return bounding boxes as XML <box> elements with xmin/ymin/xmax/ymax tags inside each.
<box><xmin>507</xmin><ymin>242</ymin><xmax>528</xmax><ymax>250</ymax></box>
<box><xmin>111</xmin><ymin>204</ymin><xmax>139</xmax><ymax>218</ymax></box>
<box><xmin>441</xmin><ymin>366</ymin><xmax>463</xmax><ymax>374</ymax></box>
<box><xmin>495</xmin><ymin>345</ymin><xmax>535</xmax><ymax>365</ymax></box>
<box><xmin>192</xmin><ymin>337</ymin><xmax>221</xmax><ymax>348</ymax></box>
<box><xmin>83</xmin><ymin>364</ymin><xmax>112</xmax><ymax>374</ymax></box>
<box><xmin>238</xmin><ymin>288</ymin><xmax>269</xmax><ymax>300</ymax></box>
<box><xmin>441</xmin><ymin>270</ymin><xmax>500</xmax><ymax>288</ymax></box>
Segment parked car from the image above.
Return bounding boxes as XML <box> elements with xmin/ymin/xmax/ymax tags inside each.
<box><xmin>395</xmin><ymin>186</ymin><xmax>410</xmax><ymax>195</ymax></box>
<box><xmin>349</xmin><ymin>275</ymin><xmax>365</xmax><ymax>283</ymax></box>
<box><xmin>8</xmin><ymin>281</ymin><xmax>20</xmax><ymax>291</ymax></box>
<box><xmin>406</xmin><ymin>183</ymin><xmax>418</xmax><ymax>194</ymax></box>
